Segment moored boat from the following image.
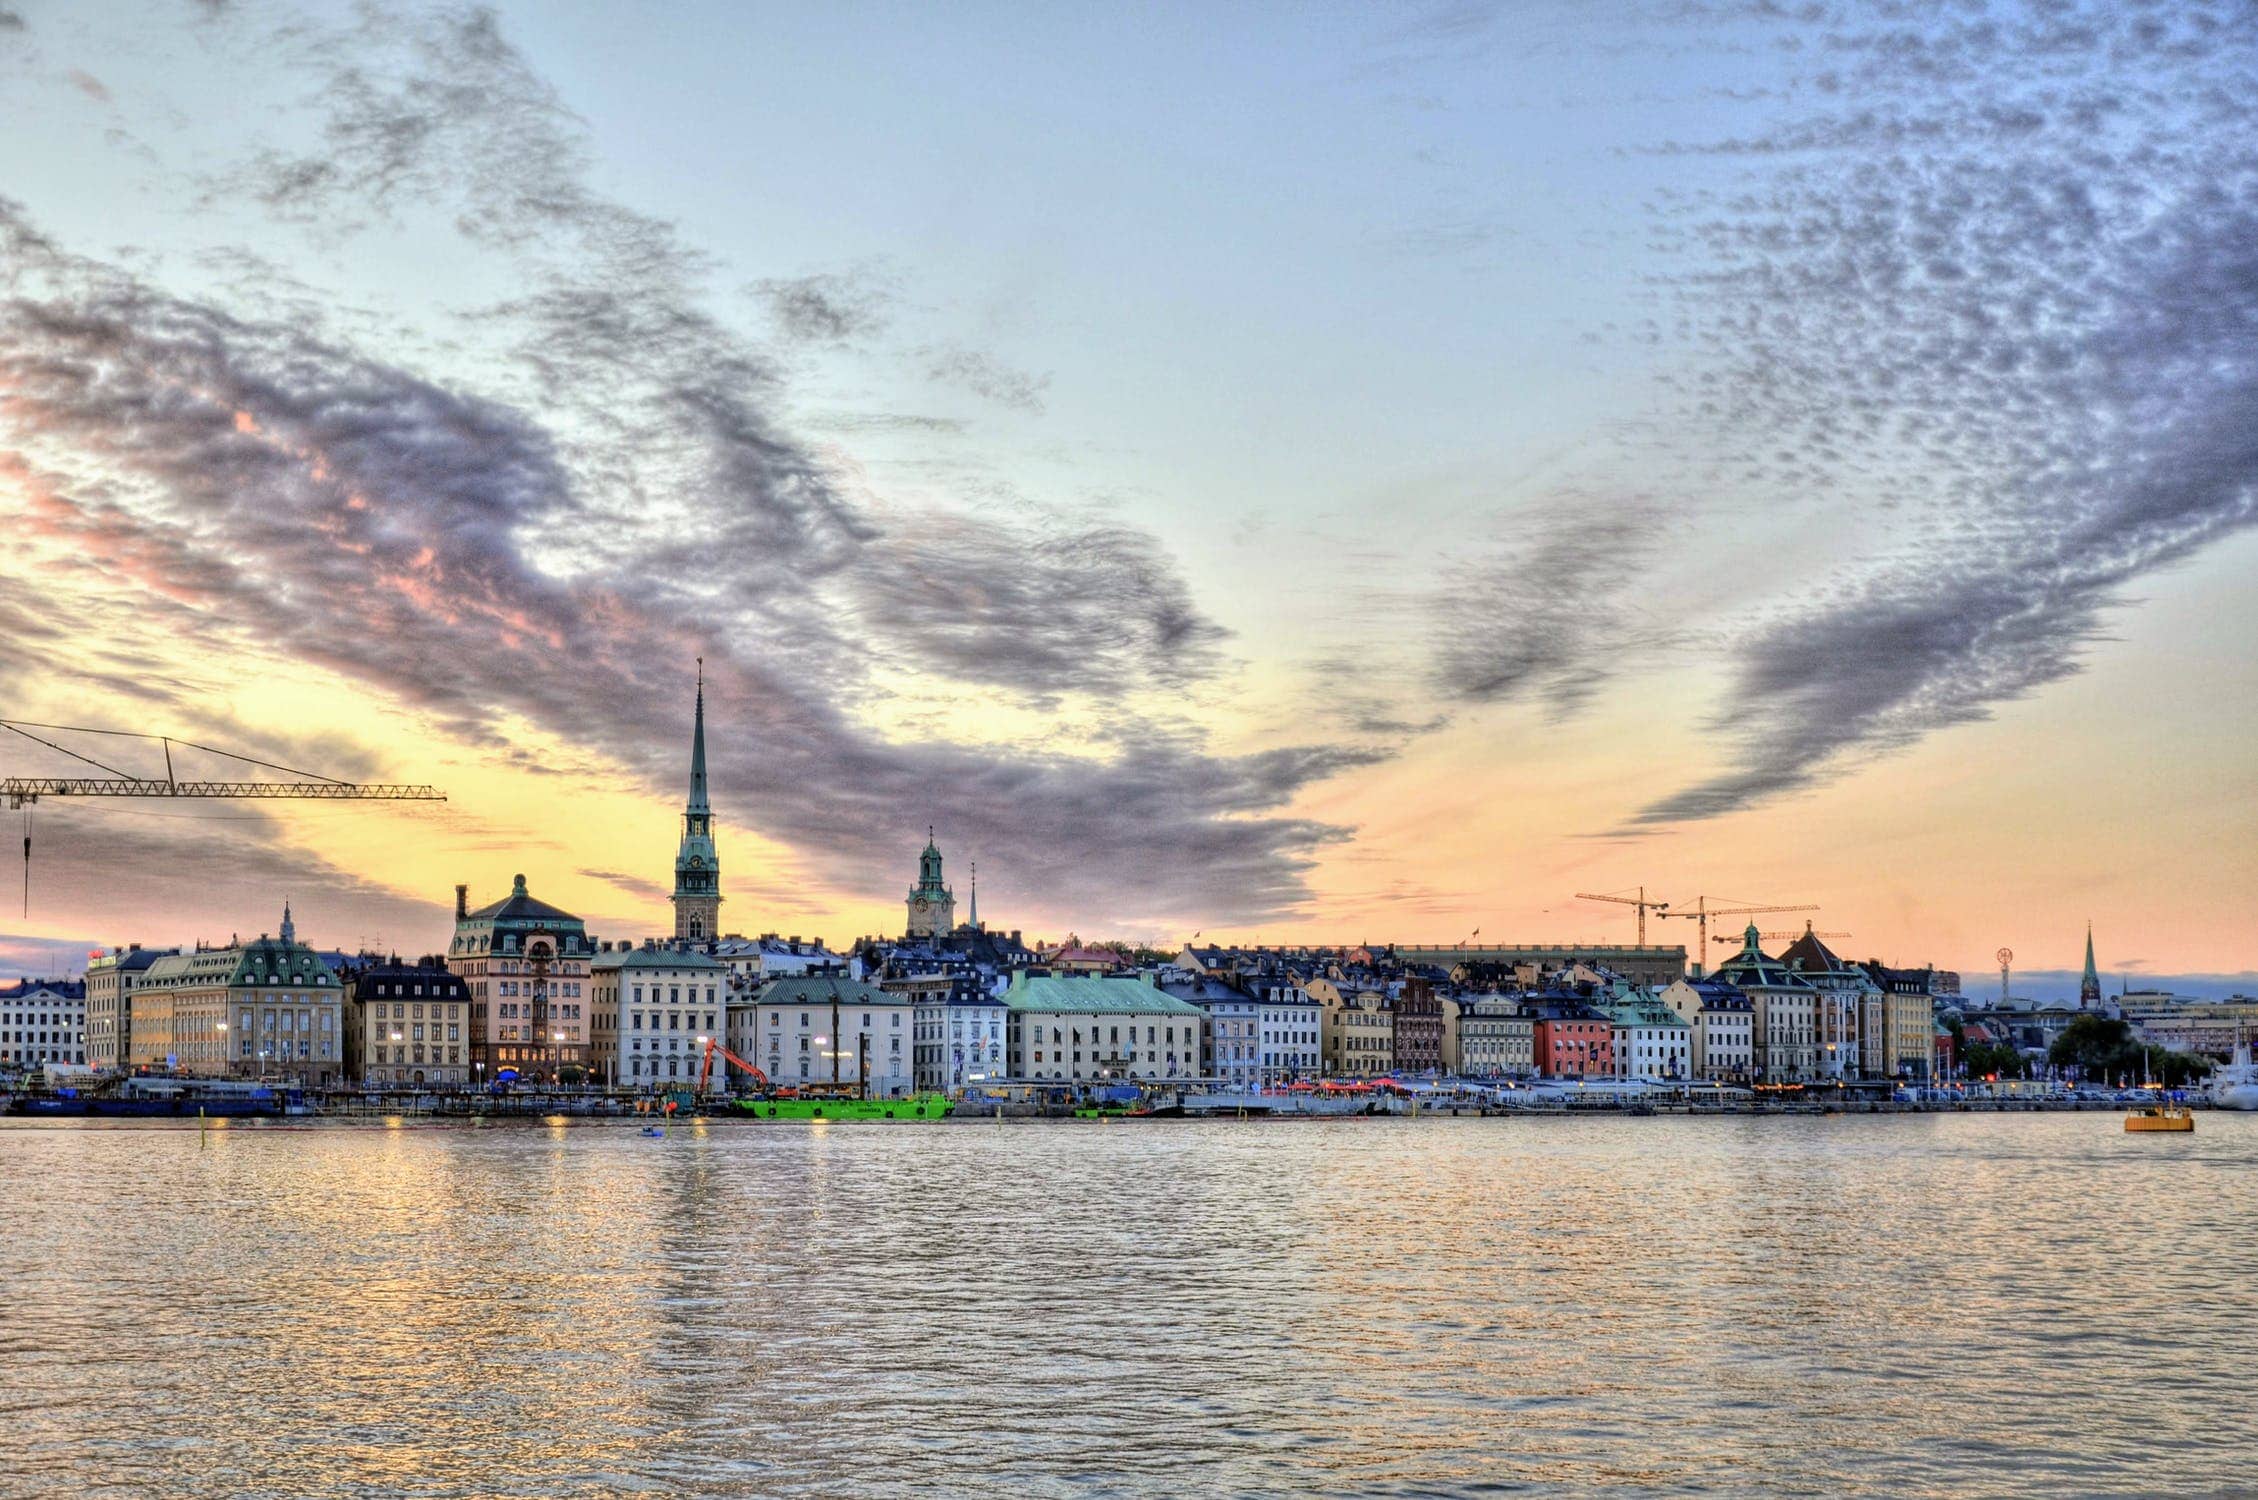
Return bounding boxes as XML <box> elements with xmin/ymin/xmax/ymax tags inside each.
<box><xmin>2207</xmin><ymin>1035</ymin><xmax>2258</xmax><ymax>1112</ymax></box>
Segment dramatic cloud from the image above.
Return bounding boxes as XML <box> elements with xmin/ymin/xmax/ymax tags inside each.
<box><xmin>851</xmin><ymin>513</ymin><xmax>1229</xmax><ymax>700</ymax></box>
<box><xmin>1634</xmin><ymin>0</ymin><xmax>2258</xmax><ymax>823</ymax></box>
<box><xmin>0</xmin><ymin>2</ymin><xmax>1370</xmax><ymax>929</ymax></box>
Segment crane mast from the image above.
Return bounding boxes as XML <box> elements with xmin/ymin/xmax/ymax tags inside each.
<box><xmin>1573</xmin><ymin>886</ymin><xmax>1672</xmax><ymax>945</ymax></box>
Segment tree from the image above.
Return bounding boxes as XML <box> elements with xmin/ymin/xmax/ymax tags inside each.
<box><xmin>2048</xmin><ymin>1015</ymin><xmax>2212</xmax><ymax>1086</ymax></box>
<box><xmin>1961</xmin><ymin>1041</ymin><xmax>2028</xmax><ymax>1080</ymax></box>
<box><xmin>2049</xmin><ymin>1014</ymin><xmax>2139</xmax><ymax>1079</ymax></box>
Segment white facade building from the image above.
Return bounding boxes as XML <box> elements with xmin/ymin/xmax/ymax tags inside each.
<box><xmin>1658</xmin><ymin>977</ymin><xmax>1755</xmax><ymax>1082</ymax></box>
<box><xmin>731</xmin><ymin>973</ymin><xmax>916</xmax><ymax>1097</ymax></box>
<box><xmin>592</xmin><ymin>946</ymin><xmax>729</xmax><ymax>1092</ymax></box>
<box><xmin>1</xmin><ymin>979</ymin><xmax>87</xmax><ymax>1071</ymax></box>
<box><xmin>1252</xmin><ymin>976</ymin><xmax>1323</xmax><ymax>1082</ymax></box>
<box><xmin>1605</xmin><ymin>993</ymin><xmax>1692</xmax><ymax>1082</ymax></box>
<box><xmin>914</xmin><ymin>992</ymin><xmax>1008</xmax><ymax>1093</ymax></box>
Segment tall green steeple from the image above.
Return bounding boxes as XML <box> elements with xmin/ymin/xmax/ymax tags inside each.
<box><xmin>672</xmin><ymin>660</ymin><xmax>722</xmax><ymax>942</ymax></box>
<box><xmin>2079</xmin><ymin>922</ymin><xmax>2101</xmax><ymax>1008</ymax></box>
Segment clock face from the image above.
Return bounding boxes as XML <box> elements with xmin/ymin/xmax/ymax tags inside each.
<box><xmin>913</xmin><ymin>897</ymin><xmax>928</xmax><ymax>911</ymax></box>
<box><xmin>688</xmin><ymin>856</ymin><xmax>705</xmax><ymax>869</ymax></box>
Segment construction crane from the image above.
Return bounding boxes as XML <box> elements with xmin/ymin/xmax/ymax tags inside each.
<box><xmin>1715</xmin><ymin>930</ymin><xmax>1850</xmax><ymax>945</ymax></box>
<box><xmin>1573</xmin><ymin>886</ymin><xmax>1671</xmax><ymax>945</ymax></box>
<box><xmin>5</xmin><ymin>718</ymin><xmax>445</xmax><ymax>916</ymax></box>
<box><xmin>1656</xmin><ymin>896</ymin><xmax>1821</xmax><ymax>972</ymax></box>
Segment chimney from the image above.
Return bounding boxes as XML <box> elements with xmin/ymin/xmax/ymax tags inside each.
<box><xmin>454</xmin><ymin>884</ymin><xmax>468</xmax><ymax>920</ymax></box>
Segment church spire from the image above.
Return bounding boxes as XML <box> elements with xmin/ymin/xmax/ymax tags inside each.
<box><xmin>968</xmin><ymin>861</ymin><xmax>979</xmax><ymax>930</ymax></box>
<box><xmin>2080</xmin><ymin>922</ymin><xmax>2101</xmax><ymax>1008</ymax></box>
<box><xmin>671</xmin><ymin>660</ymin><xmax>721</xmax><ymax>942</ymax></box>
<box><xmin>688</xmin><ymin>657</ymin><xmax>710</xmax><ymax>815</ymax></box>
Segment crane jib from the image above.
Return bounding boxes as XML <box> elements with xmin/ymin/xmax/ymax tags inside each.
<box><xmin>3</xmin><ymin>778</ymin><xmax>446</xmax><ymax>805</ymax></box>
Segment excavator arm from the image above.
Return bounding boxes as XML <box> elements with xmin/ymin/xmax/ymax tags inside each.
<box><xmin>698</xmin><ymin>1036</ymin><xmax>771</xmax><ymax>1094</ymax></box>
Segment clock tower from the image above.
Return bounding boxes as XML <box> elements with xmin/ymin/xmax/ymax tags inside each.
<box><xmin>671</xmin><ymin>663</ymin><xmax>723</xmax><ymax>942</ymax></box>
<box><xmin>905</xmin><ymin>829</ymin><xmax>956</xmax><ymax>938</ymax></box>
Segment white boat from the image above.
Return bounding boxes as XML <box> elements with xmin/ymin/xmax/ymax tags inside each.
<box><xmin>2209</xmin><ymin>1035</ymin><xmax>2258</xmax><ymax>1111</ymax></box>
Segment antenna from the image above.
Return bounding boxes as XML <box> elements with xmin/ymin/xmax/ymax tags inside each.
<box><xmin>1996</xmin><ymin>947</ymin><xmax>2014</xmax><ymax>1005</ymax></box>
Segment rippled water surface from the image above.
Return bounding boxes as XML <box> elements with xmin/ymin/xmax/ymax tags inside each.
<box><xmin>1</xmin><ymin>1113</ymin><xmax>2252</xmax><ymax>1497</ymax></box>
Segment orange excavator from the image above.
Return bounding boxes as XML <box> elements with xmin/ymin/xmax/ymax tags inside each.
<box><xmin>695</xmin><ymin>1036</ymin><xmax>771</xmax><ymax>1096</ymax></box>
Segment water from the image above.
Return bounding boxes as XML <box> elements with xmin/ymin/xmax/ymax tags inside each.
<box><xmin>0</xmin><ymin>1113</ymin><xmax>2250</xmax><ymax>1498</ymax></box>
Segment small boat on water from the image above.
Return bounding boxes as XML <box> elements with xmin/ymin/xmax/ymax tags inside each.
<box><xmin>2126</xmin><ymin>1056</ymin><xmax>2194</xmax><ymax>1132</ymax></box>
<box><xmin>2125</xmin><ymin>1101</ymin><xmax>2193</xmax><ymax>1132</ymax></box>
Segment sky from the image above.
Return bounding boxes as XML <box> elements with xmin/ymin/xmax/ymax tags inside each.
<box><xmin>0</xmin><ymin>0</ymin><xmax>2253</xmax><ymax>997</ymax></box>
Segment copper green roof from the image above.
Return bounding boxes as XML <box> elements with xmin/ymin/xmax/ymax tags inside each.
<box><xmin>755</xmin><ymin>973</ymin><xmax>904</xmax><ymax>1007</ymax></box>
<box><xmin>1006</xmin><ymin>973</ymin><xmax>1203</xmax><ymax>1016</ymax></box>
<box><xmin>594</xmin><ymin>946</ymin><xmax>726</xmax><ymax>974</ymax></box>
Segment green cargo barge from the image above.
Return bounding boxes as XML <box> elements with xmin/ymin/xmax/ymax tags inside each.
<box><xmin>719</xmin><ymin>1093</ymin><xmax>953</xmax><ymax>1121</ymax></box>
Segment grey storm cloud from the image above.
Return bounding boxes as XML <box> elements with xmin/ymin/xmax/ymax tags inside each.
<box><xmin>1632</xmin><ymin>0</ymin><xmax>2258</xmax><ymax>824</ymax></box>
<box><xmin>850</xmin><ymin>514</ymin><xmax>1229</xmax><ymax>700</ymax></box>
<box><xmin>1427</xmin><ymin>501</ymin><xmax>1670</xmax><ymax>719</ymax></box>
<box><xmin>0</xmin><ymin>4</ymin><xmax>1371</xmax><ymax>928</ymax></box>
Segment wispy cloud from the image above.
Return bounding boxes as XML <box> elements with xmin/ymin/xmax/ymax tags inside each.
<box><xmin>751</xmin><ymin>268</ymin><xmax>892</xmax><ymax>345</ymax></box>
<box><xmin>1633</xmin><ymin>0</ymin><xmax>2258</xmax><ymax>823</ymax></box>
<box><xmin>920</xmin><ymin>342</ymin><xmax>1051</xmax><ymax>414</ymax></box>
<box><xmin>1427</xmin><ymin>499</ymin><xmax>1671</xmax><ymax>719</ymax></box>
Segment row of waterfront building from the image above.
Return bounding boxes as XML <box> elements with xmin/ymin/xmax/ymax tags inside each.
<box><xmin>6</xmin><ymin>676</ymin><xmax>2245</xmax><ymax>1093</ymax></box>
<box><xmin>6</xmin><ymin>900</ymin><xmax>2245</xmax><ymax>1095</ymax></box>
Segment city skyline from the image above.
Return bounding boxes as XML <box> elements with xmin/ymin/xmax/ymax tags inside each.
<box><xmin>2</xmin><ymin>1</ymin><xmax>2254</xmax><ymax>985</ymax></box>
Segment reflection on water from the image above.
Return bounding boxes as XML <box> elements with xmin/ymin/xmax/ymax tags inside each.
<box><xmin>1</xmin><ymin>1114</ymin><xmax>2251</xmax><ymax>1497</ymax></box>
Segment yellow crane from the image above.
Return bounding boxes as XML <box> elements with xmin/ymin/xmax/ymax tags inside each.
<box><xmin>1715</xmin><ymin>930</ymin><xmax>1850</xmax><ymax>945</ymax></box>
<box><xmin>5</xmin><ymin>718</ymin><xmax>445</xmax><ymax>917</ymax></box>
<box><xmin>1657</xmin><ymin>896</ymin><xmax>1822</xmax><ymax>971</ymax></box>
<box><xmin>1573</xmin><ymin>886</ymin><xmax>1672</xmax><ymax>945</ymax></box>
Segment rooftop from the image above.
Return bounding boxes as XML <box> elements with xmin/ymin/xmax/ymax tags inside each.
<box><xmin>1006</xmin><ymin>972</ymin><xmax>1203</xmax><ymax>1017</ymax></box>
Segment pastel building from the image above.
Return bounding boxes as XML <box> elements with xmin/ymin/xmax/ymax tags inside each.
<box><xmin>1456</xmin><ymin>992</ymin><xmax>1534</xmax><ymax>1077</ymax></box>
<box><xmin>84</xmin><ymin>945</ymin><xmax>174</xmax><ymax>1071</ymax></box>
<box><xmin>1658</xmin><ymin>976</ymin><xmax>1754</xmax><ymax>1082</ymax></box>
<box><xmin>1526</xmin><ymin>996</ymin><xmax>1615</xmax><ymax>1078</ymax></box>
<box><xmin>1311</xmin><ymin>979</ymin><xmax>1393</xmax><ymax>1077</ymax></box>
<box><xmin>1778</xmin><ymin>925</ymin><xmax>1882</xmax><ymax>1081</ymax></box>
<box><xmin>446</xmin><ymin>875</ymin><xmax>597</xmax><ymax>1084</ymax></box>
<box><xmin>1710</xmin><ymin>926</ymin><xmax>1819</xmax><ymax>1083</ymax></box>
<box><xmin>346</xmin><ymin>961</ymin><xmax>471</xmax><ymax>1087</ymax></box>
<box><xmin>592</xmin><ymin>945</ymin><xmax>728</xmax><ymax>1092</ymax></box>
<box><xmin>1005</xmin><ymin>972</ymin><xmax>1204</xmax><ymax>1083</ymax></box>
<box><xmin>1603</xmin><ymin>990</ymin><xmax>1692</xmax><ymax>1082</ymax></box>
<box><xmin>130</xmin><ymin>907</ymin><xmax>344</xmax><ymax>1084</ymax></box>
